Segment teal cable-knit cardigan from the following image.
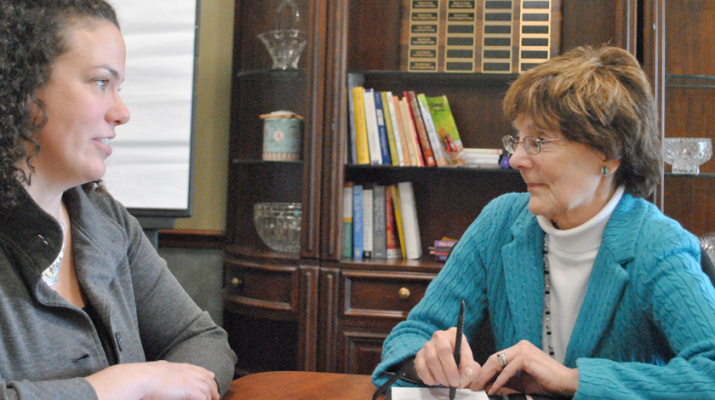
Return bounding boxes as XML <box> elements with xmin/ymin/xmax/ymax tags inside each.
<box><xmin>373</xmin><ymin>192</ymin><xmax>715</xmax><ymax>399</ymax></box>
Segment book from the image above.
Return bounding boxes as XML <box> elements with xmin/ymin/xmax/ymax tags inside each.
<box><xmin>461</xmin><ymin>153</ymin><xmax>501</xmax><ymax>162</ymax></box>
<box><xmin>425</xmin><ymin>95</ymin><xmax>464</xmax><ymax>164</ymax></box>
<box><xmin>347</xmin><ymin>74</ymin><xmax>365</xmax><ymax>164</ymax></box>
<box><xmin>352</xmin><ymin>185</ymin><xmax>363</xmax><ymax>259</ymax></box>
<box><xmin>373</xmin><ymin>91</ymin><xmax>392</xmax><ymax>165</ymax></box>
<box><xmin>417</xmin><ymin>93</ymin><xmax>448</xmax><ymax>167</ymax></box>
<box><xmin>362</xmin><ymin>185</ymin><xmax>374</xmax><ymax>258</ymax></box>
<box><xmin>398</xmin><ymin>181</ymin><xmax>422</xmax><ymax>260</ymax></box>
<box><xmin>389</xmin><ymin>185</ymin><xmax>406</xmax><ymax>259</ymax></box>
<box><xmin>462</xmin><ymin>148</ymin><xmax>503</xmax><ymax>155</ymax></box>
<box><xmin>342</xmin><ymin>183</ymin><xmax>354</xmax><ymax>258</ymax></box>
<box><xmin>430</xmin><ymin>238</ymin><xmax>457</xmax><ymax>262</ymax></box>
<box><xmin>455</xmin><ymin>162</ymin><xmax>502</xmax><ymax>169</ymax></box>
<box><xmin>382</xmin><ymin>91</ymin><xmax>402</xmax><ymax>166</ymax></box>
<box><xmin>372</xmin><ymin>184</ymin><xmax>387</xmax><ymax>258</ymax></box>
<box><xmin>352</xmin><ymin>86</ymin><xmax>370</xmax><ymax>164</ymax></box>
<box><xmin>385</xmin><ymin>186</ymin><xmax>402</xmax><ymax>259</ymax></box>
<box><xmin>391</xmin><ymin>95</ymin><xmax>411</xmax><ymax>166</ymax></box>
<box><xmin>400</xmin><ymin>97</ymin><xmax>424</xmax><ymax>166</ymax></box>
<box><xmin>405</xmin><ymin>91</ymin><xmax>436</xmax><ymax>167</ymax></box>
<box><xmin>363</xmin><ymin>88</ymin><xmax>383</xmax><ymax>165</ymax></box>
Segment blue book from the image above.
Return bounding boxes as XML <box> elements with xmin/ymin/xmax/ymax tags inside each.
<box><xmin>374</xmin><ymin>91</ymin><xmax>392</xmax><ymax>165</ymax></box>
<box><xmin>352</xmin><ymin>185</ymin><xmax>363</xmax><ymax>259</ymax></box>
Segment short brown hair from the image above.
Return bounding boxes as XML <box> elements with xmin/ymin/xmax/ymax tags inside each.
<box><xmin>503</xmin><ymin>45</ymin><xmax>661</xmax><ymax>198</ymax></box>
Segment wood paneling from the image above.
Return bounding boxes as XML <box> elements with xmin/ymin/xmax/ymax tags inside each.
<box><xmin>561</xmin><ymin>1</ymin><xmax>621</xmax><ymax>51</ymax></box>
<box><xmin>664</xmin><ymin>1</ymin><xmax>715</xmax><ymax>76</ymax></box>
<box><xmin>157</xmin><ymin>229</ymin><xmax>225</xmax><ymax>249</ymax></box>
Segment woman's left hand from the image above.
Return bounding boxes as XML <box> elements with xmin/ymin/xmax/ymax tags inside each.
<box><xmin>468</xmin><ymin>340</ymin><xmax>579</xmax><ymax>397</ymax></box>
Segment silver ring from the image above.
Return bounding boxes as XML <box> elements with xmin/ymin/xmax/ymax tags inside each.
<box><xmin>497</xmin><ymin>353</ymin><xmax>508</xmax><ymax>368</ymax></box>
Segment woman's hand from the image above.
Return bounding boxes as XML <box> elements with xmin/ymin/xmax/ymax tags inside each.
<box><xmin>86</xmin><ymin>361</ymin><xmax>220</xmax><ymax>400</ymax></box>
<box><xmin>414</xmin><ymin>327</ymin><xmax>481</xmax><ymax>389</ymax></box>
<box><xmin>469</xmin><ymin>340</ymin><xmax>578</xmax><ymax>397</ymax></box>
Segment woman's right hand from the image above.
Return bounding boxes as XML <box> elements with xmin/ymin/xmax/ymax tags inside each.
<box><xmin>414</xmin><ymin>327</ymin><xmax>481</xmax><ymax>389</ymax></box>
<box><xmin>86</xmin><ymin>361</ymin><xmax>219</xmax><ymax>400</ymax></box>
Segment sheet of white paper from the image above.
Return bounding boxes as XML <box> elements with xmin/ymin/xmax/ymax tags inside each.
<box><xmin>391</xmin><ymin>388</ymin><xmax>490</xmax><ymax>400</ymax></box>
<box><xmin>102</xmin><ymin>0</ymin><xmax>196</xmax><ymax>211</ymax></box>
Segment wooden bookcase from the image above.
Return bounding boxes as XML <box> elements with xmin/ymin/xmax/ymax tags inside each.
<box><xmin>223</xmin><ymin>0</ymin><xmax>715</xmax><ymax>377</ymax></box>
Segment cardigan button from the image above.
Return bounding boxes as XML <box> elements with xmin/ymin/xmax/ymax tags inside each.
<box><xmin>115</xmin><ymin>332</ymin><xmax>123</xmax><ymax>351</ymax></box>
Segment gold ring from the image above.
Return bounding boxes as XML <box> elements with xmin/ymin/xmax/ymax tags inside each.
<box><xmin>497</xmin><ymin>352</ymin><xmax>508</xmax><ymax>368</ymax></box>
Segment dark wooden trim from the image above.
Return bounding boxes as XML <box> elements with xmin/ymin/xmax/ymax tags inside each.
<box><xmin>157</xmin><ymin>229</ymin><xmax>226</xmax><ymax>249</ymax></box>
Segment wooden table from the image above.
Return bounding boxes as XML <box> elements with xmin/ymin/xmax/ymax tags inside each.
<box><xmin>222</xmin><ymin>371</ymin><xmax>379</xmax><ymax>399</ymax></box>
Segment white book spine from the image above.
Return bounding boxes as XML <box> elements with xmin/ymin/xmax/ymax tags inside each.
<box><xmin>462</xmin><ymin>154</ymin><xmax>501</xmax><ymax>161</ymax></box>
<box><xmin>417</xmin><ymin>95</ymin><xmax>447</xmax><ymax>166</ymax></box>
<box><xmin>363</xmin><ymin>89</ymin><xmax>382</xmax><ymax>165</ymax></box>
<box><xmin>397</xmin><ymin>182</ymin><xmax>421</xmax><ymax>260</ymax></box>
<box><xmin>462</xmin><ymin>148</ymin><xmax>503</xmax><ymax>155</ymax></box>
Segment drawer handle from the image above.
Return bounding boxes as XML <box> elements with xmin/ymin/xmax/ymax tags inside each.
<box><xmin>231</xmin><ymin>277</ymin><xmax>243</xmax><ymax>287</ymax></box>
<box><xmin>398</xmin><ymin>287</ymin><xmax>411</xmax><ymax>301</ymax></box>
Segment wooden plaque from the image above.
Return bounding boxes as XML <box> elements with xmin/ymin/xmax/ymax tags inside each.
<box><xmin>400</xmin><ymin>0</ymin><xmax>561</xmax><ymax>73</ymax></box>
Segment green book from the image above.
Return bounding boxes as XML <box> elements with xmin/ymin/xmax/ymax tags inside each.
<box><xmin>425</xmin><ymin>95</ymin><xmax>464</xmax><ymax>165</ymax></box>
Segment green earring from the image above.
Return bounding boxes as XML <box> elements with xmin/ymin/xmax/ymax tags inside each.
<box><xmin>601</xmin><ymin>166</ymin><xmax>609</xmax><ymax>175</ymax></box>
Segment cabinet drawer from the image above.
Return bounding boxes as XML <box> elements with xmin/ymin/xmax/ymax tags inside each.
<box><xmin>223</xmin><ymin>259</ymin><xmax>298</xmax><ymax>313</ymax></box>
<box><xmin>342</xmin><ymin>270</ymin><xmax>436</xmax><ymax>320</ymax></box>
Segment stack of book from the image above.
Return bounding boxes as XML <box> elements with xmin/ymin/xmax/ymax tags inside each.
<box><xmin>347</xmin><ymin>88</ymin><xmax>465</xmax><ymax>167</ymax></box>
<box><xmin>342</xmin><ymin>181</ymin><xmax>422</xmax><ymax>260</ymax></box>
<box><xmin>429</xmin><ymin>238</ymin><xmax>458</xmax><ymax>262</ymax></box>
<box><xmin>457</xmin><ymin>148</ymin><xmax>504</xmax><ymax>169</ymax></box>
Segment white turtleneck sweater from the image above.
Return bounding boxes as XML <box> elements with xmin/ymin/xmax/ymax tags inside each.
<box><xmin>536</xmin><ymin>186</ymin><xmax>625</xmax><ymax>364</ymax></box>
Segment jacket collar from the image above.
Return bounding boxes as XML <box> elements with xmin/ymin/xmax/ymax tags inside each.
<box><xmin>0</xmin><ymin>186</ymin><xmax>127</xmax><ymax>306</ymax></box>
<box><xmin>500</xmin><ymin>194</ymin><xmax>641</xmax><ymax>367</ymax></box>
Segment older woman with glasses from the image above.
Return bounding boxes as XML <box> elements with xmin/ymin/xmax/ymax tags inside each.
<box><xmin>372</xmin><ymin>45</ymin><xmax>715</xmax><ymax>399</ymax></box>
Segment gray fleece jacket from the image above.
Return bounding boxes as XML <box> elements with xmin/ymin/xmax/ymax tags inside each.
<box><xmin>0</xmin><ymin>186</ymin><xmax>236</xmax><ymax>399</ymax></box>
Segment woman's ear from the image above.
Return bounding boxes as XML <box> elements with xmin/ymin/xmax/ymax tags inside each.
<box><xmin>603</xmin><ymin>158</ymin><xmax>620</xmax><ymax>176</ymax></box>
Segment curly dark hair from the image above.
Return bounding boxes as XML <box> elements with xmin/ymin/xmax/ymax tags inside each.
<box><xmin>0</xmin><ymin>0</ymin><xmax>119</xmax><ymax>207</ymax></box>
<box><xmin>504</xmin><ymin>45</ymin><xmax>661</xmax><ymax>198</ymax></box>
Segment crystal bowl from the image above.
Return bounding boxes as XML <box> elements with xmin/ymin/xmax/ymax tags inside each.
<box><xmin>663</xmin><ymin>138</ymin><xmax>712</xmax><ymax>174</ymax></box>
<box><xmin>257</xmin><ymin>29</ymin><xmax>307</xmax><ymax>70</ymax></box>
<box><xmin>701</xmin><ymin>233</ymin><xmax>715</xmax><ymax>264</ymax></box>
<box><xmin>253</xmin><ymin>202</ymin><xmax>302</xmax><ymax>254</ymax></box>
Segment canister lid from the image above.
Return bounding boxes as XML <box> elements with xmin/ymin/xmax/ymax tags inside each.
<box><xmin>260</xmin><ymin>110</ymin><xmax>304</xmax><ymax>120</ymax></box>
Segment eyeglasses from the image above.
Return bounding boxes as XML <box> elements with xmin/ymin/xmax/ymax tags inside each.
<box><xmin>502</xmin><ymin>135</ymin><xmax>563</xmax><ymax>155</ymax></box>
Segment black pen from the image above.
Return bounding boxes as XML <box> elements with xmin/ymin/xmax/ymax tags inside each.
<box><xmin>449</xmin><ymin>300</ymin><xmax>465</xmax><ymax>400</ymax></box>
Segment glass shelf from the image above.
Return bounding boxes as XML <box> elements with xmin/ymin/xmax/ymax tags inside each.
<box><xmin>235</xmin><ymin>68</ymin><xmax>306</xmax><ymax>81</ymax></box>
<box><xmin>664</xmin><ymin>172</ymin><xmax>715</xmax><ymax>179</ymax></box>
<box><xmin>231</xmin><ymin>159</ymin><xmax>303</xmax><ymax>166</ymax></box>
<box><xmin>348</xmin><ymin>70</ymin><xmax>519</xmax><ymax>88</ymax></box>
<box><xmin>665</xmin><ymin>74</ymin><xmax>715</xmax><ymax>89</ymax></box>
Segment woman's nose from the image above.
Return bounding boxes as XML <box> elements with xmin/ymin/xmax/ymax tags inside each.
<box><xmin>508</xmin><ymin>142</ymin><xmax>532</xmax><ymax>169</ymax></box>
<box><xmin>108</xmin><ymin>93</ymin><xmax>131</xmax><ymax>126</ymax></box>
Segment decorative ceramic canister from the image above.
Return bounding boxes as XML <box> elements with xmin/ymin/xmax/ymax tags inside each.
<box><xmin>260</xmin><ymin>110</ymin><xmax>304</xmax><ymax>161</ymax></box>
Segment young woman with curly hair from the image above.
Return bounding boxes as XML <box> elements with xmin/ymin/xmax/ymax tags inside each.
<box><xmin>0</xmin><ymin>1</ymin><xmax>236</xmax><ymax>399</ymax></box>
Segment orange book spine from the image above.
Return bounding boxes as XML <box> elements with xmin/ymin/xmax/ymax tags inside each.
<box><xmin>405</xmin><ymin>91</ymin><xmax>436</xmax><ymax>167</ymax></box>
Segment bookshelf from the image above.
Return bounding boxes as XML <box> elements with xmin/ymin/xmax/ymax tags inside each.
<box><xmin>223</xmin><ymin>0</ymin><xmax>715</xmax><ymax>378</ymax></box>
